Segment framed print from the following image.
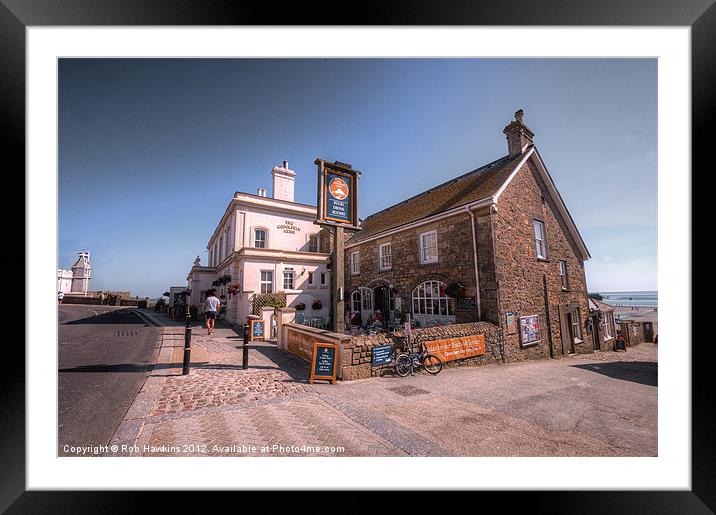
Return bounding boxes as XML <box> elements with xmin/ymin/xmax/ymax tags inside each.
<box><xmin>6</xmin><ymin>0</ymin><xmax>713</xmax><ymax>511</ymax></box>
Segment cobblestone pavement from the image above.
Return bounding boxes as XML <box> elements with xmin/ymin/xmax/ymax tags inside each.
<box><xmin>109</xmin><ymin>311</ymin><xmax>657</xmax><ymax>458</ymax></box>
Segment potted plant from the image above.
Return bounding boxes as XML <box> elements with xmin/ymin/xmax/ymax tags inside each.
<box><xmin>312</xmin><ymin>299</ymin><xmax>323</xmax><ymax>310</ymax></box>
<box><xmin>295</xmin><ymin>302</ymin><xmax>306</xmax><ymax>311</ymax></box>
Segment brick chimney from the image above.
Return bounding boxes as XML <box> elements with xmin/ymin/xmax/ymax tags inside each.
<box><xmin>271</xmin><ymin>160</ymin><xmax>295</xmax><ymax>202</ymax></box>
<box><xmin>503</xmin><ymin>109</ymin><xmax>534</xmax><ymax>158</ymax></box>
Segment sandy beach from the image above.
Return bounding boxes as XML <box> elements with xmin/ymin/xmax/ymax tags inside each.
<box><xmin>607</xmin><ymin>304</ymin><xmax>659</xmax><ymax>330</ymax></box>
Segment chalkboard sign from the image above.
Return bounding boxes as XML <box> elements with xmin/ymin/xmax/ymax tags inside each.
<box><xmin>309</xmin><ymin>342</ymin><xmax>338</xmax><ymax>384</ymax></box>
<box><xmin>249</xmin><ymin>319</ymin><xmax>265</xmax><ymax>341</ymax></box>
<box><xmin>457</xmin><ymin>297</ymin><xmax>476</xmax><ymax>311</ymax></box>
<box><xmin>371</xmin><ymin>345</ymin><xmax>393</xmax><ymax>367</ymax></box>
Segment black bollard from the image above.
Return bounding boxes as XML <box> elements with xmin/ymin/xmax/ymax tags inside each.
<box><xmin>242</xmin><ymin>323</ymin><xmax>249</xmax><ymax>369</ymax></box>
<box><xmin>182</xmin><ymin>305</ymin><xmax>192</xmax><ymax>375</ymax></box>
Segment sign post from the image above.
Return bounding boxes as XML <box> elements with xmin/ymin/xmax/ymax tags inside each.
<box><xmin>315</xmin><ymin>159</ymin><xmax>362</xmax><ymax>335</ymax></box>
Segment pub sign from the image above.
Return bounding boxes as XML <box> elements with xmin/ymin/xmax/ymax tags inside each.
<box><xmin>315</xmin><ymin>159</ymin><xmax>360</xmax><ymax>228</ymax></box>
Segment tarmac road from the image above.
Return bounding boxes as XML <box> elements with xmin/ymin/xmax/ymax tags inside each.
<box><xmin>58</xmin><ymin>305</ymin><xmax>160</xmax><ymax>456</ymax></box>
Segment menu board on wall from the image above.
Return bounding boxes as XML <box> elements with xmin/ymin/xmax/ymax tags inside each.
<box><xmin>519</xmin><ymin>315</ymin><xmax>540</xmax><ymax>346</ymax></box>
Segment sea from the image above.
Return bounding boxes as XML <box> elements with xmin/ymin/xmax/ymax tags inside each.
<box><xmin>594</xmin><ymin>290</ymin><xmax>658</xmax><ymax>307</ymax></box>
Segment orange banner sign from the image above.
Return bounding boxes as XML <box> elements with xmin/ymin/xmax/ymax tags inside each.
<box><xmin>423</xmin><ymin>335</ymin><xmax>485</xmax><ymax>362</ymax></box>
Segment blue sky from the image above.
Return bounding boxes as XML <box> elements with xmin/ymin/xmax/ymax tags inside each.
<box><xmin>59</xmin><ymin>58</ymin><xmax>657</xmax><ymax>298</ymax></box>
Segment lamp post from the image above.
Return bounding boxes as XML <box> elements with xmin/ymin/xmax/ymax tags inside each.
<box><xmin>182</xmin><ymin>290</ymin><xmax>192</xmax><ymax>375</ymax></box>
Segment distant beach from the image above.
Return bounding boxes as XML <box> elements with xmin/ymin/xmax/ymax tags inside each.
<box><xmin>593</xmin><ymin>290</ymin><xmax>658</xmax><ymax>328</ymax></box>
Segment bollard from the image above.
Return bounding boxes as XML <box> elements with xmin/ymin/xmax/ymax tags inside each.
<box><xmin>182</xmin><ymin>306</ymin><xmax>192</xmax><ymax>375</ymax></box>
<box><xmin>242</xmin><ymin>323</ymin><xmax>249</xmax><ymax>369</ymax></box>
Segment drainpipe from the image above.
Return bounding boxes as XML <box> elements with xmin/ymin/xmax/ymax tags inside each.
<box><xmin>468</xmin><ymin>208</ymin><xmax>482</xmax><ymax>321</ymax></box>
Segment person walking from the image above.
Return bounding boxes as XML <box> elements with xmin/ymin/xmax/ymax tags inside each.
<box><xmin>204</xmin><ymin>289</ymin><xmax>221</xmax><ymax>336</ymax></box>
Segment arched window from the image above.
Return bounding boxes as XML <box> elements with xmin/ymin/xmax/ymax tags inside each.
<box><xmin>412</xmin><ymin>280</ymin><xmax>453</xmax><ymax>316</ymax></box>
<box><xmin>351</xmin><ymin>290</ymin><xmax>361</xmax><ymax>313</ymax></box>
<box><xmin>254</xmin><ymin>227</ymin><xmax>268</xmax><ymax>248</ymax></box>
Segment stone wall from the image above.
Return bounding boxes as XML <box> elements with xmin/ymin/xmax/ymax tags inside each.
<box><xmin>344</xmin><ymin>211</ymin><xmax>493</xmax><ymax>324</ymax></box>
<box><xmin>341</xmin><ymin>322</ymin><xmax>502</xmax><ymax>380</ymax></box>
<box><xmin>492</xmin><ymin>160</ymin><xmax>591</xmax><ymax>360</ymax></box>
<box><xmin>619</xmin><ymin>320</ymin><xmax>646</xmax><ymax>347</ymax></box>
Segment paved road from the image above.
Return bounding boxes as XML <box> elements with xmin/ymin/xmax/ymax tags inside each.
<box><xmin>58</xmin><ymin>305</ymin><xmax>160</xmax><ymax>456</ymax></box>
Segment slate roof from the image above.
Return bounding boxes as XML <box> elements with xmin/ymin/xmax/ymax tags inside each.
<box><xmin>348</xmin><ymin>152</ymin><xmax>524</xmax><ymax>244</ymax></box>
<box><xmin>589</xmin><ymin>298</ymin><xmax>615</xmax><ymax>312</ymax></box>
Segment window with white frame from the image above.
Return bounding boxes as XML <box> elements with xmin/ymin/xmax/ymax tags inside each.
<box><xmin>411</xmin><ymin>280</ymin><xmax>453</xmax><ymax>316</ymax></box>
<box><xmin>603</xmin><ymin>312</ymin><xmax>613</xmax><ymax>340</ymax></box>
<box><xmin>351</xmin><ymin>290</ymin><xmax>361</xmax><ymax>313</ymax></box>
<box><xmin>379</xmin><ymin>243</ymin><xmax>392</xmax><ymax>270</ymax></box>
<box><xmin>218</xmin><ymin>237</ymin><xmax>224</xmax><ymax>262</ymax></box>
<box><xmin>420</xmin><ymin>231</ymin><xmax>438</xmax><ymax>264</ymax></box>
<box><xmin>260</xmin><ymin>271</ymin><xmax>273</xmax><ymax>293</ymax></box>
<box><xmin>360</xmin><ymin>287</ymin><xmax>372</xmax><ymax>310</ymax></box>
<box><xmin>571</xmin><ymin>307</ymin><xmax>583</xmax><ymax>341</ymax></box>
<box><xmin>559</xmin><ymin>260</ymin><xmax>569</xmax><ymax>289</ymax></box>
<box><xmin>320</xmin><ymin>272</ymin><xmax>327</xmax><ymax>286</ymax></box>
<box><xmin>308</xmin><ymin>234</ymin><xmax>319</xmax><ymax>253</ymax></box>
<box><xmin>283</xmin><ymin>269</ymin><xmax>295</xmax><ymax>290</ymax></box>
<box><xmin>534</xmin><ymin>220</ymin><xmax>547</xmax><ymax>259</ymax></box>
<box><xmin>254</xmin><ymin>228</ymin><xmax>267</xmax><ymax>248</ymax></box>
<box><xmin>307</xmin><ymin>271</ymin><xmax>314</xmax><ymax>287</ymax></box>
<box><xmin>350</xmin><ymin>251</ymin><xmax>360</xmax><ymax>275</ymax></box>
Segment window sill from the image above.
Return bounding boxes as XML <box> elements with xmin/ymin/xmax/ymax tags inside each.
<box><xmin>561</xmin><ymin>287</ymin><xmax>570</xmax><ymax>292</ymax></box>
<box><xmin>537</xmin><ymin>257</ymin><xmax>550</xmax><ymax>263</ymax></box>
<box><xmin>306</xmin><ymin>285</ymin><xmax>316</xmax><ymax>289</ymax></box>
<box><xmin>574</xmin><ymin>338</ymin><xmax>584</xmax><ymax>344</ymax></box>
<box><xmin>379</xmin><ymin>267</ymin><xmax>392</xmax><ymax>272</ymax></box>
<box><xmin>420</xmin><ymin>260</ymin><xmax>439</xmax><ymax>266</ymax></box>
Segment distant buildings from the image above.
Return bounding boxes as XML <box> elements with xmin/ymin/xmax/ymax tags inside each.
<box><xmin>57</xmin><ymin>251</ymin><xmax>92</xmax><ymax>296</ymax></box>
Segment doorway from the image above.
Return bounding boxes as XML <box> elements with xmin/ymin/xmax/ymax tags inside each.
<box><xmin>591</xmin><ymin>314</ymin><xmax>601</xmax><ymax>350</ymax></box>
<box><xmin>373</xmin><ymin>286</ymin><xmax>390</xmax><ymax>326</ymax></box>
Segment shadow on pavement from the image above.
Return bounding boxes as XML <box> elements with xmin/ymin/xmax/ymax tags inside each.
<box><xmin>570</xmin><ymin>361</ymin><xmax>657</xmax><ymax>387</ymax></box>
<box><xmin>63</xmin><ymin>310</ymin><xmax>149</xmax><ymax>326</ymax></box>
<box><xmin>59</xmin><ymin>362</ymin><xmax>209</xmax><ymax>374</ymax></box>
<box><xmin>251</xmin><ymin>344</ymin><xmax>310</xmax><ymax>382</ymax></box>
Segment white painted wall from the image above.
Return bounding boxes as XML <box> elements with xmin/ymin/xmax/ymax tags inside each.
<box><xmin>240</xmin><ymin>207</ymin><xmax>321</xmax><ymax>253</ymax></box>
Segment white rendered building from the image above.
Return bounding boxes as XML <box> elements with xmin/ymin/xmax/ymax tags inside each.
<box><xmin>187</xmin><ymin>161</ymin><xmax>331</xmax><ymax>325</ymax></box>
<box><xmin>57</xmin><ymin>251</ymin><xmax>92</xmax><ymax>295</ymax></box>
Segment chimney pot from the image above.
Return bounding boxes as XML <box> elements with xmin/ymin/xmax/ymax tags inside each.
<box><xmin>283</xmin><ymin>160</ymin><xmax>288</xmax><ymax>169</ymax></box>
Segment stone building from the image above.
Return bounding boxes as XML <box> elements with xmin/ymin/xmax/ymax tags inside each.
<box><xmin>186</xmin><ymin>161</ymin><xmax>332</xmax><ymax>326</ymax></box>
<box><xmin>344</xmin><ymin>111</ymin><xmax>592</xmax><ymax>359</ymax></box>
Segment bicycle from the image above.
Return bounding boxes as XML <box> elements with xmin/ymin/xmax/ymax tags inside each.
<box><xmin>394</xmin><ymin>338</ymin><xmax>442</xmax><ymax>377</ymax></box>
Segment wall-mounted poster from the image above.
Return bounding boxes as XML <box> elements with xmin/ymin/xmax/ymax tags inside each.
<box><xmin>519</xmin><ymin>315</ymin><xmax>540</xmax><ymax>346</ymax></box>
<box><xmin>505</xmin><ymin>311</ymin><xmax>516</xmax><ymax>335</ymax></box>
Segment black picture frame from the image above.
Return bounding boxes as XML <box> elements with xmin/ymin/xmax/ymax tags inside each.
<box><xmin>5</xmin><ymin>0</ymin><xmax>711</xmax><ymax>511</ymax></box>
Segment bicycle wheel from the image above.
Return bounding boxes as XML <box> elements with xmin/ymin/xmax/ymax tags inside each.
<box><xmin>395</xmin><ymin>354</ymin><xmax>412</xmax><ymax>377</ymax></box>
<box><xmin>422</xmin><ymin>354</ymin><xmax>442</xmax><ymax>375</ymax></box>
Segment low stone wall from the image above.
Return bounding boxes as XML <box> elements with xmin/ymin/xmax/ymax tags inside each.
<box><xmin>60</xmin><ymin>296</ymin><xmax>102</xmax><ymax>305</ymax></box>
<box><xmin>342</xmin><ymin>322</ymin><xmax>502</xmax><ymax>380</ymax></box>
<box><xmin>619</xmin><ymin>320</ymin><xmax>646</xmax><ymax>347</ymax></box>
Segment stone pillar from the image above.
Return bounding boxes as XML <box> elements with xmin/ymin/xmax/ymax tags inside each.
<box><xmin>275</xmin><ymin>307</ymin><xmax>296</xmax><ymax>350</ymax></box>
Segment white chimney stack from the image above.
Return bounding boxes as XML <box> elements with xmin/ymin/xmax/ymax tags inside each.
<box><xmin>271</xmin><ymin>160</ymin><xmax>295</xmax><ymax>202</ymax></box>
